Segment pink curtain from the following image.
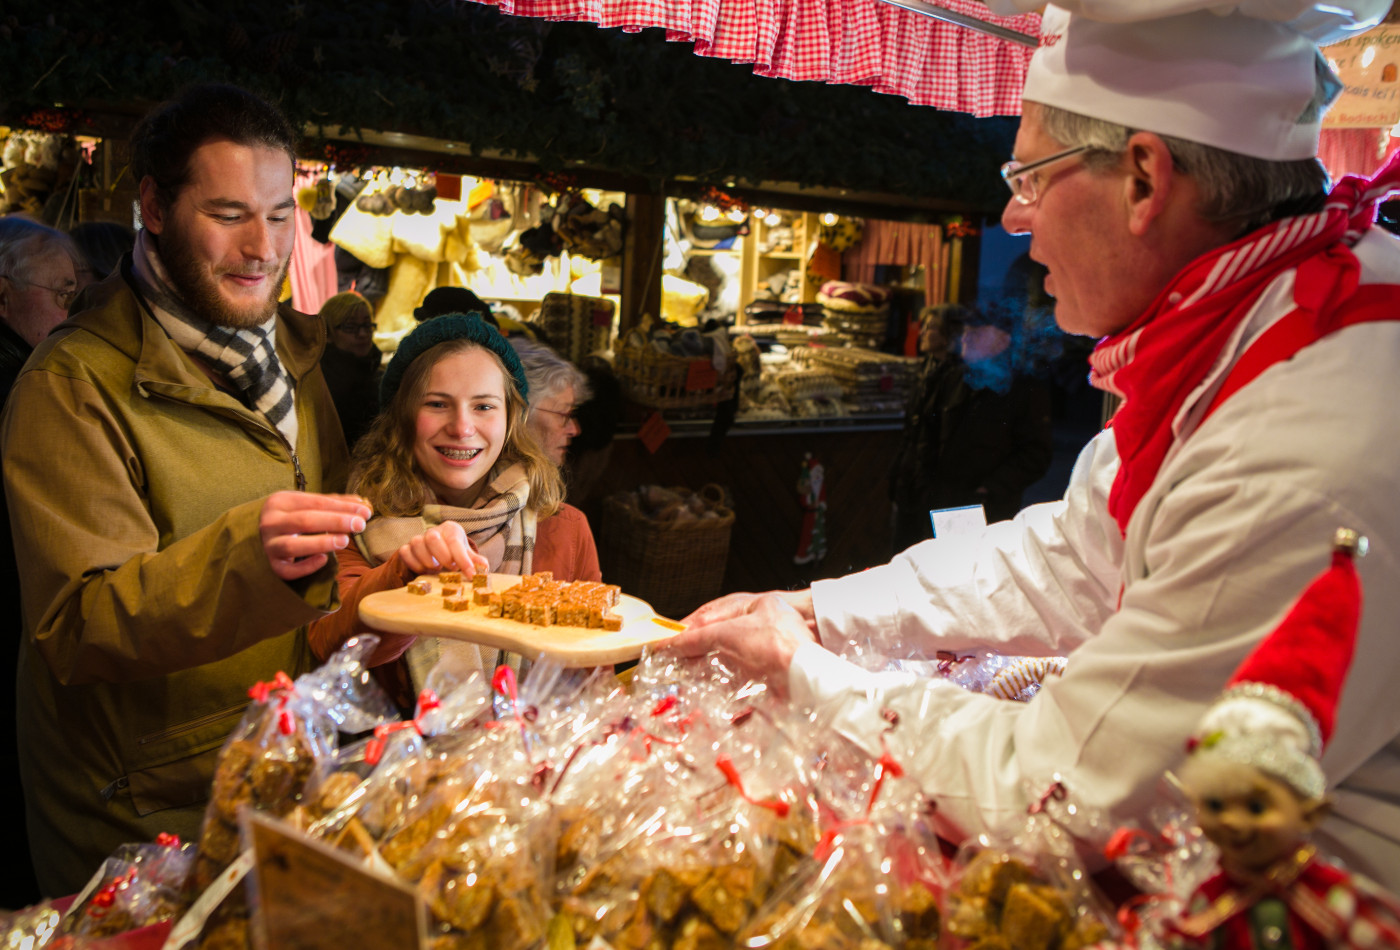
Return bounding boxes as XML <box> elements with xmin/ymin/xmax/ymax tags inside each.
<box><xmin>289</xmin><ymin>171</ymin><xmax>338</xmax><ymax>316</ymax></box>
<box><xmin>842</xmin><ymin>219</ymin><xmax>947</xmax><ymax>304</ymax></box>
<box><xmin>467</xmin><ymin>0</ymin><xmax>1037</xmax><ymax>117</ymax></box>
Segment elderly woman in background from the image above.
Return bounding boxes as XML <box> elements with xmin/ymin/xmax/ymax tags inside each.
<box><xmin>510</xmin><ymin>337</ymin><xmax>601</xmax><ymax>583</ymax></box>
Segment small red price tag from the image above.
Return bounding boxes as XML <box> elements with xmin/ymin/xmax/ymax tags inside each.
<box><xmin>686</xmin><ymin>360</ymin><xmax>719</xmax><ymax>392</ymax></box>
<box><xmin>879</xmin><ymin>373</ymin><xmax>894</xmax><ymax>391</ymax></box>
<box><xmin>638</xmin><ymin>412</ymin><xmax>671</xmax><ymax>454</ymax></box>
<box><xmin>782</xmin><ymin>306</ymin><xmax>803</xmax><ymax>326</ymax></box>
<box><xmin>591</xmin><ymin>304</ymin><xmax>612</xmax><ymax>327</ymax></box>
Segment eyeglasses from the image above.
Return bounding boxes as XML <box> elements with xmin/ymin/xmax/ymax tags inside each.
<box><xmin>1</xmin><ymin>273</ymin><xmax>77</xmax><ymax>310</ymax></box>
<box><xmin>338</xmin><ymin>321</ymin><xmax>377</xmax><ymax>335</ymax></box>
<box><xmin>1000</xmin><ymin>145</ymin><xmax>1092</xmax><ymax>205</ymax></box>
<box><xmin>535</xmin><ymin>406</ymin><xmax>578</xmax><ymax>425</ymax></box>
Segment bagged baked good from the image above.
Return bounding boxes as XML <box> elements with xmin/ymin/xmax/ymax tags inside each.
<box><xmin>167</xmin><ymin>638</ymin><xmax>399</xmax><ymax>950</ymax></box>
<box><xmin>943</xmin><ymin>780</ymin><xmax>1117</xmax><ymax>950</ymax></box>
<box><xmin>64</xmin><ymin>833</ymin><xmax>196</xmax><ymax>938</ymax></box>
<box><xmin>551</xmin><ymin>652</ymin><xmax>817</xmax><ymax>948</ymax></box>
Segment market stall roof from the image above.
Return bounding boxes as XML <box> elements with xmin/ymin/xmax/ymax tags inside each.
<box><xmin>465</xmin><ymin>0</ymin><xmax>1041</xmax><ymax>117</ymax></box>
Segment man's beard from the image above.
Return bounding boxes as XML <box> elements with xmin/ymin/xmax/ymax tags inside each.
<box><xmin>159</xmin><ymin>227</ymin><xmax>288</xmax><ymax>330</ymax></box>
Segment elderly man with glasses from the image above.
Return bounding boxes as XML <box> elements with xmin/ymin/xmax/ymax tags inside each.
<box><xmin>670</xmin><ymin>0</ymin><xmax>1400</xmax><ymax>893</ymax></box>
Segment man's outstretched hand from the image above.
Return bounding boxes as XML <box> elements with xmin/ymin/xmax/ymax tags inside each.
<box><xmin>259</xmin><ymin>492</ymin><xmax>372</xmax><ymax>581</ymax></box>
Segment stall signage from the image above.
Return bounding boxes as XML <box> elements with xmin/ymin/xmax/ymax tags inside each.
<box><xmin>1323</xmin><ymin>26</ymin><xmax>1400</xmax><ymax>129</ymax></box>
<box><xmin>685</xmin><ymin>359</ymin><xmax>719</xmax><ymax>391</ymax></box>
<box><xmin>638</xmin><ymin>411</ymin><xmax>671</xmax><ymax>454</ymax></box>
<box><xmin>244</xmin><ymin>811</ymin><xmax>425</xmax><ymax>950</ymax></box>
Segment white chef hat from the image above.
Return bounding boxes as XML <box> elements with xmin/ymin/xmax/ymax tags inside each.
<box><xmin>1019</xmin><ymin>2</ymin><xmax>1391</xmax><ymax>161</ymax></box>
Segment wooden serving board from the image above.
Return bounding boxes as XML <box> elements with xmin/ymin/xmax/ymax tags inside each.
<box><xmin>357</xmin><ymin>573</ymin><xmax>686</xmax><ymax>667</ymax></box>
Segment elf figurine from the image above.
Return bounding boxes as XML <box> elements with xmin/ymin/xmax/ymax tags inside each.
<box><xmin>794</xmin><ymin>453</ymin><xmax>828</xmax><ymax>565</ymax></box>
<box><xmin>1170</xmin><ymin>529</ymin><xmax>1400</xmax><ymax>950</ymax></box>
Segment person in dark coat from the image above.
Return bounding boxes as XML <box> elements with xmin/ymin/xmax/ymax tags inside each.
<box><xmin>890</xmin><ymin>303</ymin><xmax>1053</xmax><ymax>552</ymax></box>
<box><xmin>318</xmin><ymin>290</ymin><xmax>382</xmax><ymax>450</ymax></box>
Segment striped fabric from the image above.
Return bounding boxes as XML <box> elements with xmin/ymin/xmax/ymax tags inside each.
<box><xmin>131</xmin><ymin>230</ymin><xmax>300</xmax><ymax>449</ymax></box>
<box><xmin>466</xmin><ymin>0</ymin><xmax>1039</xmax><ymax>116</ymax></box>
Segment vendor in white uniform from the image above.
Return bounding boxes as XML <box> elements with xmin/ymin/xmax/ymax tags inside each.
<box><xmin>670</xmin><ymin>1</ymin><xmax>1400</xmax><ymax>892</ymax></box>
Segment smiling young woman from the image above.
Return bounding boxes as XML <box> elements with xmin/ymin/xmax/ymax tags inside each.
<box><xmin>306</xmin><ymin>312</ymin><xmax>562</xmax><ymax>686</ymax></box>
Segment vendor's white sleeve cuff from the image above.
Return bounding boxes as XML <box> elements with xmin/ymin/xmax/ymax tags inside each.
<box><xmin>787</xmin><ymin>640</ymin><xmax>920</xmax><ymax>711</ymax></box>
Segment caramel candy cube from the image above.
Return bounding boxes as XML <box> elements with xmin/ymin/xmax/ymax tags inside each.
<box><xmin>439</xmin><ymin>570</ymin><xmax>463</xmax><ymax>586</ymax></box>
<box><xmin>526</xmin><ymin>601</ymin><xmax>556</xmax><ymax>626</ymax></box>
<box><xmin>603</xmin><ymin>584</ymin><xmax>621</xmax><ymax>607</ymax></box>
<box><xmin>602</xmin><ymin>612</ymin><xmax>623</xmax><ymax>632</ymax></box>
<box><xmin>504</xmin><ymin>594</ymin><xmax>526</xmax><ymax>622</ymax></box>
<box><xmin>471</xmin><ymin>572</ymin><xmax>488</xmax><ymax>589</ymax></box>
<box><xmin>440</xmin><ymin>584</ymin><xmax>462</xmax><ymax>598</ymax></box>
<box><xmin>473</xmin><ymin>588</ymin><xmax>492</xmax><ymax>606</ymax></box>
<box><xmin>406</xmin><ymin>579</ymin><xmax>432</xmax><ymax>595</ymax></box>
<box><xmin>486</xmin><ymin>594</ymin><xmax>504</xmax><ymax>619</ymax></box>
<box><xmin>587</xmin><ymin>604</ymin><xmax>605</xmax><ymax>628</ymax></box>
<box><xmin>534</xmin><ymin>571</ymin><xmax>554</xmax><ymax>583</ymax></box>
<box><xmin>443</xmin><ymin>593</ymin><xmax>472</xmax><ymax>612</ymax></box>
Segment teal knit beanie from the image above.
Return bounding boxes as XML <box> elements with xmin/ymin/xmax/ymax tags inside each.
<box><xmin>379</xmin><ymin>312</ymin><xmax>529</xmax><ymax>410</ymax></box>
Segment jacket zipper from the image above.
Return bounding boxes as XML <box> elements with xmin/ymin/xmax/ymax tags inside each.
<box><xmin>135</xmin><ymin>699</ymin><xmax>249</xmax><ymax>747</ymax></box>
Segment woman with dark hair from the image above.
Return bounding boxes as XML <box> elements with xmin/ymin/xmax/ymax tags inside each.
<box><xmin>307</xmin><ymin>312</ymin><xmax>562</xmax><ymax>682</ymax></box>
<box><xmin>318</xmin><ymin>290</ymin><xmax>381</xmax><ymax>448</ymax></box>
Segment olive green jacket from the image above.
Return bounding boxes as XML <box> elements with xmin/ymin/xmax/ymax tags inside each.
<box><xmin>1</xmin><ymin>262</ymin><xmax>349</xmax><ymax>896</ymax></box>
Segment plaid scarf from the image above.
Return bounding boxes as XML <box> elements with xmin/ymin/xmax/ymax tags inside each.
<box><xmin>1089</xmin><ymin>150</ymin><xmax>1400</xmax><ymax>536</ymax></box>
<box><xmin>131</xmin><ymin>229</ymin><xmax>299</xmax><ymax>448</ymax></box>
<box><xmin>357</xmin><ymin>461</ymin><xmax>537</xmax><ymax>686</ymax></box>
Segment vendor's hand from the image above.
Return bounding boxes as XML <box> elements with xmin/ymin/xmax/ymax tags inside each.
<box><xmin>398</xmin><ymin>521</ymin><xmax>490</xmax><ymax>576</ymax></box>
<box><xmin>665</xmin><ymin>592</ymin><xmax>817</xmax><ymax>689</ymax></box>
<box><xmin>683</xmin><ymin>588</ymin><xmax>818</xmax><ymax>639</ymax></box>
<box><xmin>260</xmin><ymin>492</ymin><xmax>372</xmax><ymax>581</ymax></box>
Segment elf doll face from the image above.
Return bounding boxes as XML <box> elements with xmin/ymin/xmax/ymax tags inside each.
<box><xmin>1187</xmin><ymin>764</ymin><xmax>1328</xmax><ymax>879</ymax></box>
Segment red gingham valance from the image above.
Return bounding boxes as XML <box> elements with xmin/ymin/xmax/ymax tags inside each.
<box><xmin>465</xmin><ymin>0</ymin><xmax>1039</xmax><ymax>118</ymax></box>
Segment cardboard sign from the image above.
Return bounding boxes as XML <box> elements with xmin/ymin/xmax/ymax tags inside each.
<box><xmin>244</xmin><ymin>811</ymin><xmax>425</xmax><ymax>950</ymax></box>
<box><xmin>637</xmin><ymin>411</ymin><xmax>671</xmax><ymax>454</ymax></box>
<box><xmin>685</xmin><ymin>359</ymin><xmax>719</xmax><ymax>392</ymax></box>
<box><xmin>1323</xmin><ymin>26</ymin><xmax>1400</xmax><ymax>129</ymax></box>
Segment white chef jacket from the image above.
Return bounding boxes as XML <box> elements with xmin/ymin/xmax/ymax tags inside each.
<box><xmin>801</xmin><ymin>227</ymin><xmax>1400</xmax><ymax>890</ymax></box>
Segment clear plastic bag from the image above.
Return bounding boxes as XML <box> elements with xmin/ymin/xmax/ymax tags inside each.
<box><xmin>943</xmin><ymin>780</ymin><xmax>1118</xmax><ymax>950</ymax></box>
<box><xmin>65</xmin><ymin>834</ymin><xmax>196</xmax><ymax>938</ymax></box>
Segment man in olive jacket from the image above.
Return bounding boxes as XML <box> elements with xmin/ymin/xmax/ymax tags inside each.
<box><xmin>0</xmin><ymin>84</ymin><xmax>372</xmax><ymax>896</ymax></box>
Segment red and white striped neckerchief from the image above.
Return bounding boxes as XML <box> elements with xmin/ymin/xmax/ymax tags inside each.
<box><xmin>1088</xmin><ymin>151</ymin><xmax>1400</xmax><ymax>536</ymax></box>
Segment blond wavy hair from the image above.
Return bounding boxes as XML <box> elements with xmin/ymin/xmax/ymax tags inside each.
<box><xmin>349</xmin><ymin>338</ymin><xmax>563</xmax><ymax>518</ymax></box>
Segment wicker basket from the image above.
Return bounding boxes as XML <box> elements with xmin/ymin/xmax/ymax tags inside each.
<box><xmin>596</xmin><ymin>484</ymin><xmax>735</xmax><ymax>619</ymax></box>
<box><xmin>614</xmin><ymin>343</ymin><xmax>738</xmax><ymax>411</ymax></box>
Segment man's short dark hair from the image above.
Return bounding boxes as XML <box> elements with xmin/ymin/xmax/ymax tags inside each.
<box><xmin>130</xmin><ymin>83</ymin><xmax>297</xmax><ymax>210</ymax></box>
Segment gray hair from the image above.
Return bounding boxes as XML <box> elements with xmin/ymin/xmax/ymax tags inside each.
<box><xmin>1037</xmin><ymin>105</ymin><xmax>1329</xmax><ymax>237</ymax></box>
<box><xmin>0</xmin><ymin>218</ymin><xmax>78</xmax><ymax>284</ymax></box>
<box><xmin>508</xmin><ymin>338</ymin><xmax>591</xmax><ymax>408</ymax></box>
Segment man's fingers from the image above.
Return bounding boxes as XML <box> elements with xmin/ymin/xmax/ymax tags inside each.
<box><xmin>681</xmin><ymin>592</ymin><xmax>758</xmax><ymax>626</ymax></box>
<box><xmin>265</xmin><ymin>532</ymin><xmax>350</xmax><ymax>563</ymax></box>
<box><xmin>269</xmin><ymin>552</ymin><xmax>330</xmax><ymax>582</ymax></box>
<box><xmin>262</xmin><ymin>509</ymin><xmax>367</xmax><ymax>539</ymax></box>
<box><xmin>662</xmin><ymin>627</ymin><xmax>715</xmax><ymax>659</ymax></box>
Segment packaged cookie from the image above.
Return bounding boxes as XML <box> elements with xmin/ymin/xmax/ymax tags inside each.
<box><xmin>943</xmin><ymin>781</ymin><xmax>1117</xmax><ymax>950</ymax></box>
<box><xmin>64</xmin><ymin>833</ymin><xmax>196</xmax><ymax>938</ymax></box>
